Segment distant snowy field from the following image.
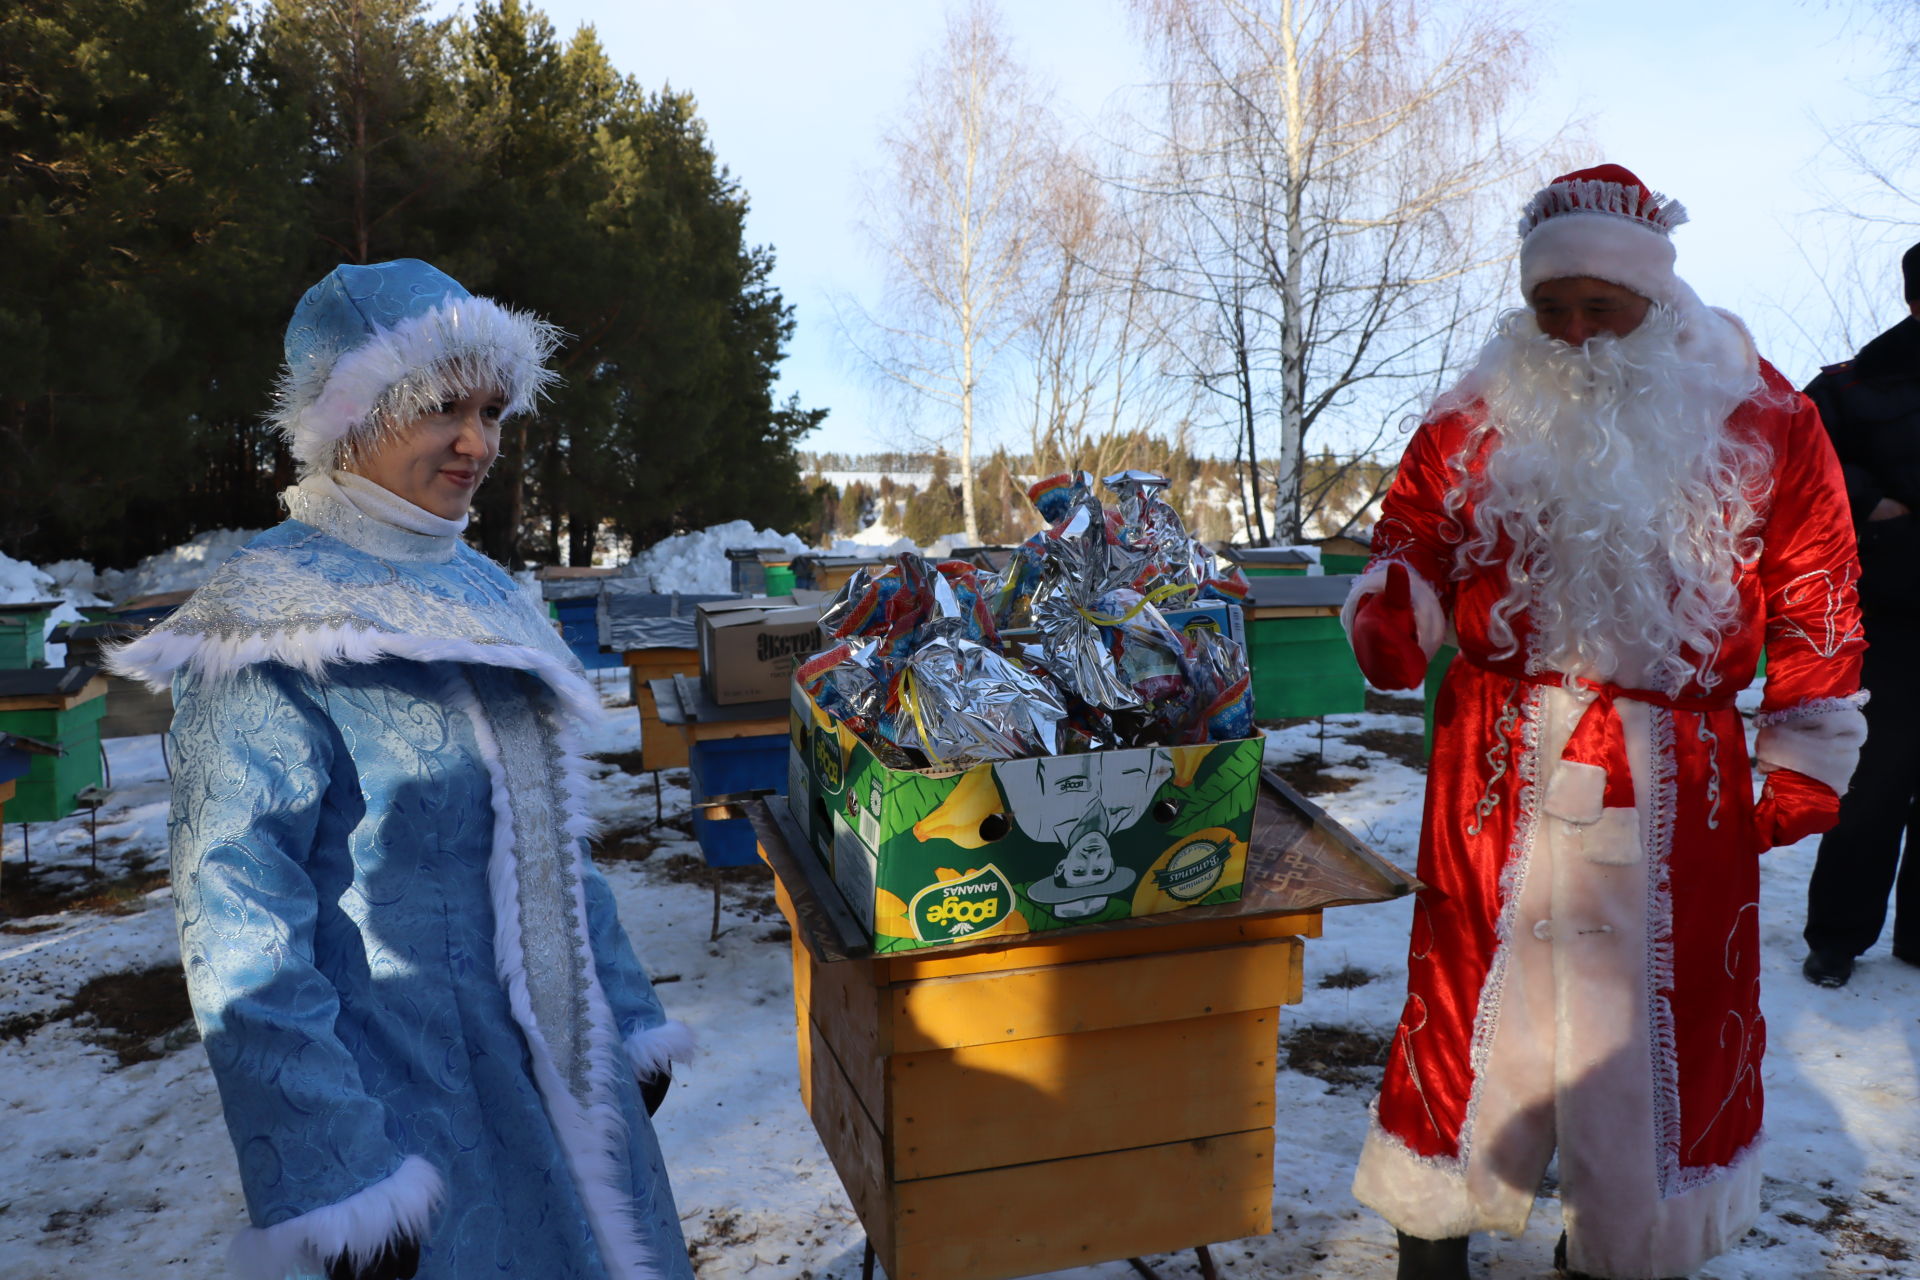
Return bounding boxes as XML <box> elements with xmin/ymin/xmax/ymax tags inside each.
<box><xmin>2</xmin><ymin>683</ymin><xmax>1916</xmax><ymax>1279</ymax></box>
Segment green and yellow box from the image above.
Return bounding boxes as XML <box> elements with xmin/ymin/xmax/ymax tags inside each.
<box><xmin>786</xmin><ymin>683</ymin><xmax>1263</xmax><ymax>953</ymax></box>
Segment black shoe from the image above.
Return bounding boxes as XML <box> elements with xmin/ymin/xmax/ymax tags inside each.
<box><xmin>1396</xmin><ymin>1230</ymin><xmax>1470</xmax><ymax>1280</ymax></box>
<box><xmin>1892</xmin><ymin>945</ymin><xmax>1920</xmax><ymax>969</ymax></box>
<box><xmin>1803</xmin><ymin>948</ymin><xmax>1854</xmax><ymax>988</ymax></box>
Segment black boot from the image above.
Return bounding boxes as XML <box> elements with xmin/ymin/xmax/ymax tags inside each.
<box><xmin>1397</xmin><ymin>1230</ymin><xmax>1470</xmax><ymax>1280</ymax></box>
<box><xmin>1803</xmin><ymin>948</ymin><xmax>1855</xmax><ymax>988</ymax></box>
<box><xmin>1556</xmin><ymin>1231</ymin><xmax>1688</xmax><ymax>1279</ymax></box>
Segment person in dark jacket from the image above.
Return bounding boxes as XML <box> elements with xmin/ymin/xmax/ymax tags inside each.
<box><xmin>1800</xmin><ymin>243</ymin><xmax>1920</xmax><ymax>988</ymax></box>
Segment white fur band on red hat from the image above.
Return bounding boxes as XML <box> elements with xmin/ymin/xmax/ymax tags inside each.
<box><xmin>1518</xmin><ymin>165</ymin><xmax>1688</xmax><ymax>306</ymax></box>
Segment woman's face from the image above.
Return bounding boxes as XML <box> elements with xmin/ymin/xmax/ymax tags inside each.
<box><xmin>348</xmin><ymin>388</ymin><xmax>505</xmax><ymax>519</ymax></box>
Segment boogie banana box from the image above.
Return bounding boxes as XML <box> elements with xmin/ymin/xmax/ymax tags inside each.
<box><xmin>786</xmin><ymin>683</ymin><xmax>1261</xmax><ymax>954</ymax></box>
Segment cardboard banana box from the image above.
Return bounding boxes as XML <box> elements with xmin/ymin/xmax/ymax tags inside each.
<box><xmin>787</xmin><ymin>683</ymin><xmax>1262</xmax><ymax>953</ymax></box>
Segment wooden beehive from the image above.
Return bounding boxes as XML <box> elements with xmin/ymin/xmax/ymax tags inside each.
<box><xmin>0</xmin><ymin>601</ymin><xmax>61</xmax><ymax>670</ymax></box>
<box><xmin>1245</xmin><ymin>574</ymin><xmax>1365</xmax><ymax>720</ymax></box>
<box><xmin>0</xmin><ymin>668</ymin><xmax>107</xmax><ymax>823</ymax></box>
<box><xmin>54</xmin><ymin>620</ymin><xmax>173</xmax><ymax>739</ymax></box>
<box><xmin>628</xmin><ymin>649</ymin><xmax>700</xmax><ymax>771</ymax></box>
<box><xmin>750</xmin><ymin>777</ymin><xmax>1414</xmax><ymax>1280</ymax></box>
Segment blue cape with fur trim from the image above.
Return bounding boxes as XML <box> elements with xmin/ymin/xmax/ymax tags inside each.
<box><xmin>114</xmin><ymin>495</ymin><xmax>692</xmax><ymax>1280</ymax></box>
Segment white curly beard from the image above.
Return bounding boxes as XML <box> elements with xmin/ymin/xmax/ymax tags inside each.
<box><xmin>1448</xmin><ymin>306</ymin><xmax>1771</xmax><ymax>695</ymax></box>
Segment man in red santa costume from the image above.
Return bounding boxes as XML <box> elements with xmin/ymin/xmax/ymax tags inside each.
<box><xmin>1342</xmin><ymin>164</ymin><xmax>1867</xmax><ymax>1280</ymax></box>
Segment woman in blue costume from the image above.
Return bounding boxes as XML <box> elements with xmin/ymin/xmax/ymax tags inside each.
<box><xmin>111</xmin><ymin>260</ymin><xmax>695</xmax><ymax>1280</ymax></box>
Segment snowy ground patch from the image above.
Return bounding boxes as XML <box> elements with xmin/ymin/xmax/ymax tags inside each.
<box><xmin>1</xmin><ymin>689</ymin><xmax>1915</xmax><ymax>1278</ymax></box>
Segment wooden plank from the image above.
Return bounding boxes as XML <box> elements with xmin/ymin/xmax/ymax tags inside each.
<box><xmin>1247</xmin><ymin>605</ymin><xmax>1342</xmax><ymax>620</ymax></box>
<box><xmin>888</xmin><ymin>1008</ymin><xmax>1276</xmax><ymax>1180</ymax></box>
<box><xmin>892</xmin><ymin>1128</ymin><xmax>1274</xmax><ymax>1280</ymax></box>
<box><xmin>807</xmin><ymin>939</ymin><xmax>889</xmax><ymax>1107</ymax></box>
<box><xmin>0</xmin><ymin>674</ymin><xmax>108</xmax><ymax>712</ymax></box>
<box><xmin>684</xmin><ymin>716</ymin><xmax>787</xmax><ymax>743</ymax></box>
<box><xmin>887</xmin><ymin>936</ymin><xmax>1301</xmax><ymax>1053</ymax></box>
<box><xmin>787</xmin><ymin>928</ymin><xmax>814</xmax><ymax>1112</ymax></box>
<box><xmin>622</xmin><ymin>646</ymin><xmax>700</xmax><ymax>674</ymax></box>
<box><xmin>877</xmin><ymin>910</ymin><xmax>1320</xmax><ymax>984</ymax></box>
<box><xmin>801</xmin><ymin>1004</ymin><xmax>895</xmax><ymax>1266</ymax></box>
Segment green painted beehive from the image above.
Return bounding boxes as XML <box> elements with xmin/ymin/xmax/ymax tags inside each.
<box><xmin>0</xmin><ymin>671</ymin><xmax>106</xmax><ymax>823</ymax></box>
<box><xmin>0</xmin><ymin>602</ymin><xmax>59</xmax><ymax>670</ymax></box>
<box><xmin>1248</xmin><ymin>614</ymin><xmax>1366</xmax><ymax>719</ymax></box>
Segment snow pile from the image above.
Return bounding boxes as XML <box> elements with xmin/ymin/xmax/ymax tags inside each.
<box><xmin>629</xmin><ymin>520</ymin><xmax>809</xmax><ymax>594</ymax></box>
<box><xmin>0</xmin><ymin>550</ymin><xmax>58</xmax><ymax>607</ymax></box>
<box><xmin>826</xmin><ymin>519</ymin><xmax>920</xmax><ymax>556</ymax></box>
<box><xmin>95</xmin><ymin>529</ymin><xmax>262</xmax><ymax>603</ymax></box>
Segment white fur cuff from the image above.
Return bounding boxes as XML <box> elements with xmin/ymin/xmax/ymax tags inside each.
<box><xmin>1754</xmin><ymin>701</ymin><xmax>1869</xmax><ymax>795</ymax></box>
<box><xmin>624</xmin><ymin>1020</ymin><xmax>696</xmax><ymax>1081</ymax></box>
<box><xmin>228</xmin><ymin>1154</ymin><xmax>444</xmax><ymax>1280</ymax></box>
<box><xmin>1351</xmin><ymin>1112</ymin><xmax>1493</xmax><ymax>1240</ymax></box>
<box><xmin>1340</xmin><ymin>563</ymin><xmax>1448</xmax><ymax>660</ymax></box>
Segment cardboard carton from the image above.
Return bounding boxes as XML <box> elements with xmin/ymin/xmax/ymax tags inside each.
<box><xmin>697</xmin><ymin>596</ymin><xmax>827</xmax><ymax>706</ymax></box>
<box><xmin>787</xmin><ymin>682</ymin><xmax>1262</xmax><ymax>953</ymax></box>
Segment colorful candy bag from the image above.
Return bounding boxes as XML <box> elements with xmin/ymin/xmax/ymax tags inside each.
<box><xmin>800</xmin><ymin>469</ymin><xmax>1257</xmax><ymax>762</ymax></box>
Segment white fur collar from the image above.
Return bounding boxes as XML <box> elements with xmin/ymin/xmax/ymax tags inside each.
<box><xmin>107</xmin><ymin>489</ymin><xmax>596</xmax><ymax>722</ymax></box>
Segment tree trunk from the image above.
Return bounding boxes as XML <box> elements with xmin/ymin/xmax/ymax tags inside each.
<box><xmin>1234</xmin><ymin>299</ymin><xmax>1267</xmax><ymax>544</ymax></box>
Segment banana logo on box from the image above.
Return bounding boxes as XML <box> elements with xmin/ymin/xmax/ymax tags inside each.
<box><xmin>811</xmin><ymin>721</ymin><xmax>843</xmax><ymax>792</ymax></box>
<box><xmin>909</xmin><ymin>864</ymin><xmax>1018</xmax><ymax>942</ymax></box>
<box><xmin>1132</xmin><ymin>826</ymin><xmax>1247</xmax><ymax>915</ymax></box>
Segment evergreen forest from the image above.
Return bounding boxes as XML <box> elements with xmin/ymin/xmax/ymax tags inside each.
<box><xmin>0</xmin><ymin>0</ymin><xmax>823</xmax><ymax>569</ymax></box>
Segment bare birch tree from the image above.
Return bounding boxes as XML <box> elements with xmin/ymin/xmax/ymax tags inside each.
<box><xmin>1124</xmin><ymin>0</ymin><xmax>1564</xmax><ymax>542</ymax></box>
<box><xmin>848</xmin><ymin>0</ymin><xmax>1054</xmax><ymax>543</ymax></box>
<box><xmin>1017</xmin><ymin>150</ymin><xmax>1200</xmax><ymax>481</ymax></box>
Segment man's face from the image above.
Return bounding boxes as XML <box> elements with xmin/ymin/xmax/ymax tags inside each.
<box><xmin>1530</xmin><ymin>276</ymin><xmax>1651</xmax><ymax>346</ymax></box>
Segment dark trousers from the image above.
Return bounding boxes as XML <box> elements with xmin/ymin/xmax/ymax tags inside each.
<box><xmin>1805</xmin><ymin>614</ymin><xmax>1920</xmax><ymax>960</ymax></box>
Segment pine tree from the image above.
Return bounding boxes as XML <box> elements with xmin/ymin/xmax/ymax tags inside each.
<box><xmin>0</xmin><ymin>0</ymin><xmax>307</xmax><ymax>565</ymax></box>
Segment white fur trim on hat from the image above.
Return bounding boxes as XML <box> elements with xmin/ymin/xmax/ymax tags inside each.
<box><xmin>272</xmin><ymin>296</ymin><xmax>562</xmax><ymax>477</ymax></box>
<box><xmin>1520</xmin><ymin>211</ymin><xmax>1680</xmax><ymax>307</ymax></box>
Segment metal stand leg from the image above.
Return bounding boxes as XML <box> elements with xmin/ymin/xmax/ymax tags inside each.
<box><xmin>1126</xmin><ymin>1260</ymin><xmax>1166</xmax><ymax>1280</ymax></box>
<box><xmin>653</xmin><ymin>770</ymin><xmax>662</xmax><ymax>826</ymax></box>
<box><xmin>1196</xmin><ymin>1244</ymin><xmax>1220</xmax><ymax>1279</ymax></box>
<box><xmin>708</xmin><ymin>868</ymin><xmax>723</xmax><ymax>943</ymax></box>
<box><xmin>88</xmin><ymin>806</ymin><xmax>98</xmax><ymax>872</ymax></box>
<box><xmin>20</xmin><ymin>822</ymin><xmax>28</xmax><ymax>870</ymax></box>
<box><xmin>861</xmin><ymin>1240</ymin><xmax>875</xmax><ymax>1280</ymax></box>
<box><xmin>99</xmin><ymin>739</ymin><xmax>112</xmax><ymax>790</ymax></box>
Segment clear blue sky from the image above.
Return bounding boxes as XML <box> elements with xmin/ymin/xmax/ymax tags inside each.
<box><xmin>474</xmin><ymin>0</ymin><xmax>1912</xmax><ymax>456</ymax></box>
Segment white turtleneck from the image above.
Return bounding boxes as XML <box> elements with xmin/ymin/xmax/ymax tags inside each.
<box><xmin>283</xmin><ymin>471</ymin><xmax>470</xmax><ymax>563</ymax></box>
<box><xmin>329</xmin><ymin>470</ymin><xmax>470</xmax><ymax>536</ymax></box>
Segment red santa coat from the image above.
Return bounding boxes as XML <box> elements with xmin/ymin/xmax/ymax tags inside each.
<box><xmin>1345</xmin><ymin>360</ymin><xmax>1865</xmax><ymax>1278</ymax></box>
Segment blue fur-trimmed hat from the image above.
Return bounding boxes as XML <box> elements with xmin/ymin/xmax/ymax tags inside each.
<box><xmin>273</xmin><ymin>259</ymin><xmax>562</xmax><ymax>476</ymax></box>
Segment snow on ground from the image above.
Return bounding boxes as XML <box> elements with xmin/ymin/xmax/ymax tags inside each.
<box><xmin>2</xmin><ymin>685</ymin><xmax>1916</xmax><ymax>1279</ymax></box>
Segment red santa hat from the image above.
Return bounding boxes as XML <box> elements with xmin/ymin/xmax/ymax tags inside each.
<box><xmin>1518</xmin><ymin>163</ymin><xmax>1689</xmax><ymax>307</ymax></box>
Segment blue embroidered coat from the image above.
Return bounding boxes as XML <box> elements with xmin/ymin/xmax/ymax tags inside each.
<box><xmin>113</xmin><ymin>486</ymin><xmax>693</xmax><ymax>1280</ymax></box>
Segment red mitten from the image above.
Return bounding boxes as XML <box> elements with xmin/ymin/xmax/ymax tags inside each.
<box><xmin>1349</xmin><ymin>562</ymin><xmax>1429</xmax><ymax>690</ymax></box>
<box><xmin>1752</xmin><ymin>768</ymin><xmax>1841</xmax><ymax>851</ymax></box>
